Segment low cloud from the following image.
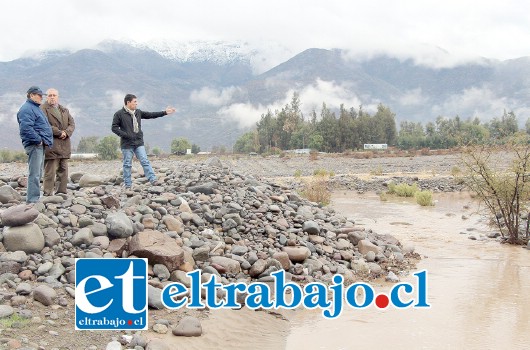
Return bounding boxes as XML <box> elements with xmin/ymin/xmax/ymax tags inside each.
<box><xmin>104</xmin><ymin>90</ymin><xmax>126</xmax><ymax>110</ymax></box>
<box><xmin>217</xmin><ymin>79</ymin><xmax>378</xmax><ymax>129</ymax></box>
<box><xmin>190</xmin><ymin>86</ymin><xmax>241</xmax><ymax>106</ymax></box>
<box><xmin>217</xmin><ymin>103</ymin><xmax>273</xmax><ymax>129</ymax></box>
<box><xmin>0</xmin><ymin>92</ymin><xmax>24</xmax><ymax>126</ymax></box>
<box><xmin>432</xmin><ymin>86</ymin><xmax>511</xmax><ymax>119</ymax></box>
<box><xmin>296</xmin><ymin>79</ymin><xmax>367</xmax><ymax>115</ymax></box>
<box><xmin>394</xmin><ymin>88</ymin><xmax>428</xmax><ymax>106</ymax></box>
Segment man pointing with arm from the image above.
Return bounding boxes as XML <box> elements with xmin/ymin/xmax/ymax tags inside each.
<box><xmin>111</xmin><ymin>94</ymin><xmax>175</xmax><ymax>189</ymax></box>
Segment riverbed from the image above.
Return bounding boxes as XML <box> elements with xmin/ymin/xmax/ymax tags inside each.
<box><xmin>287</xmin><ymin>191</ymin><xmax>530</xmax><ymax>350</ymax></box>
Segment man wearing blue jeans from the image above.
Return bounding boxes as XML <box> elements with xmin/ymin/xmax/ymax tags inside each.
<box><xmin>111</xmin><ymin>94</ymin><xmax>175</xmax><ymax>188</ymax></box>
<box><xmin>17</xmin><ymin>86</ymin><xmax>54</xmax><ymax>203</ymax></box>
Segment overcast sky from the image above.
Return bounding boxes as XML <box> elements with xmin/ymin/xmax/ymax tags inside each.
<box><xmin>1</xmin><ymin>0</ymin><xmax>529</xmax><ymax>67</ymax></box>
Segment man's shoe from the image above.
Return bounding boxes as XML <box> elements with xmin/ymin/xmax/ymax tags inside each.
<box><xmin>150</xmin><ymin>180</ymin><xmax>162</xmax><ymax>186</ymax></box>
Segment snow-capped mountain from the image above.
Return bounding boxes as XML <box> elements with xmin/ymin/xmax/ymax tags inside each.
<box><xmin>1</xmin><ymin>40</ymin><xmax>530</xmax><ymax>152</ymax></box>
<box><xmin>120</xmin><ymin>39</ymin><xmax>257</xmax><ymax>64</ymax></box>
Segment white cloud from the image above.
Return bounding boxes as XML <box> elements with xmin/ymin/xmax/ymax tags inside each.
<box><xmin>296</xmin><ymin>79</ymin><xmax>365</xmax><ymax>115</ymax></box>
<box><xmin>217</xmin><ymin>79</ymin><xmax>379</xmax><ymax>128</ymax></box>
<box><xmin>0</xmin><ymin>93</ymin><xmax>24</xmax><ymax>126</ymax></box>
<box><xmin>431</xmin><ymin>86</ymin><xmax>517</xmax><ymax>120</ymax></box>
<box><xmin>189</xmin><ymin>86</ymin><xmax>240</xmax><ymax>106</ymax></box>
<box><xmin>394</xmin><ymin>88</ymin><xmax>428</xmax><ymax>106</ymax></box>
<box><xmin>1</xmin><ymin>1</ymin><xmax>530</xmax><ymax>68</ymax></box>
<box><xmin>105</xmin><ymin>90</ymin><xmax>126</xmax><ymax>109</ymax></box>
<box><xmin>217</xmin><ymin>103</ymin><xmax>273</xmax><ymax>129</ymax></box>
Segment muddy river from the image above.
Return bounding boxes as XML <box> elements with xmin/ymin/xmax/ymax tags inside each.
<box><xmin>287</xmin><ymin>191</ymin><xmax>530</xmax><ymax>350</ymax></box>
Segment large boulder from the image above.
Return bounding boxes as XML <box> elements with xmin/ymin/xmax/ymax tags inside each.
<box><xmin>302</xmin><ymin>220</ymin><xmax>320</xmax><ymax>235</ymax></box>
<box><xmin>79</xmin><ymin>174</ymin><xmax>107</xmax><ymax>188</ymax></box>
<box><xmin>209</xmin><ymin>256</ymin><xmax>241</xmax><ymax>274</ymax></box>
<box><xmin>106</xmin><ymin>212</ymin><xmax>134</xmax><ymax>238</ymax></box>
<box><xmin>3</xmin><ymin>223</ymin><xmax>45</xmax><ymax>253</ymax></box>
<box><xmin>0</xmin><ymin>204</ymin><xmax>39</xmax><ymax>227</ymax></box>
<box><xmin>205</xmin><ymin>157</ymin><xmax>223</xmax><ymax>168</ymax></box>
<box><xmin>128</xmin><ymin>231</ymin><xmax>184</xmax><ymax>271</ymax></box>
<box><xmin>172</xmin><ymin>316</ymin><xmax>202</xmax><ymax>337</ymax></box>
<box><xmin>0</xmin><ymin>185</ymin><xmax>21</xmax><ymax>204</ymax></box>
<box><xmin>282</xmin><ymin>246</ymin><xmax>311</xmax><ymax>262</ymax></box>
<box><xmin>357</xmin><ymin>239</ymin><xmax>383</xmax><ymax>255</ymax></box>
<box><xmin>187</xmin><ymin>182</ymin><xmax>217</xmax><ymax>195</ymax></box>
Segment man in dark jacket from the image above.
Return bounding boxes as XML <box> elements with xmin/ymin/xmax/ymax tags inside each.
<box><xmin>111</xmin><ymin>94</ymin><xmax>176</xmax><ymax>188</ymax></box>
<box><xmin>41</xmin><ymin>88</ymin><xmax>76</xmax><ymax>195</ymax></box>
<box><xmin>17</xmin><ymin>86</ymin><xmax>53</xmax><ymax>203</ymax></box>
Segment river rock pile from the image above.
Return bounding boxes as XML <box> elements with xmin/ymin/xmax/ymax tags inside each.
<box><xmin>329</xmin><ymin>174</ymin><xmax>465</xmax><ymax>193</ymax></box>
<box><xmin>0</xmin><ymin>158</ymin><xmax>416</xmax><ymax>347</ymax></box>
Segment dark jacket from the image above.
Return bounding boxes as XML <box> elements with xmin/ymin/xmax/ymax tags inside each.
<box><xmin>111</xmin><ymin>108</ymin><xmax>167</xmax><ymax>148</ymax></box>
<box><xmin>17</xmin><ymin>99</ymin><xmax>53</xmax><ymax>148</ymax></box>
<box><xmin>41</xmin><ymin>103</ymin><xmax>76</xmax><ymax>159</ymax></box>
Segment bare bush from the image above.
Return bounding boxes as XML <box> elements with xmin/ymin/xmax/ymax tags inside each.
<box><xmin>461</xmin><ymin>138</ymin><xmax>530</xmax><ymax>244</ymax></box>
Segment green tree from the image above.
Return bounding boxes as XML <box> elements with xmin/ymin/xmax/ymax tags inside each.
<box><xmin>256</xmin><ymin>110</ymin><xmax>276</xmax><ymax>152</ymax></box>
<box><xmin>488</xmin><ymin>111</ymin><xmax>519</xmax><ymax>139</ymax></box>
<box><xmin>374</xmin><ymin>104</ymin><xmax>397</xmax><ymax>146</ymax></box>
<box><xmin>397</xmin><ymin>121</ymin><xmax>426</xmax><ymax>149</ymax></box>
<box><xmin>77</xmin><ymin>136</ymin><xmax>99</xmax><ymax>153</ymax></box>
<box><xmin>308</xmin><ymin>133</ymin><xmax>324</xmax><ymax>151</ymax></box>
<box><xmin>191</xmin><ymin>144</ymin><xmax>201</xmax><ymax>154</ymax></box>
<box><xmin>171</xmin><ymin>137</ymin><xmax>192</xmax><ymax>154</ymax></box>
<box><xmin>96</xmin><ymin>135</ymin><xmax>120</xmax><ymax>160</ymax></box>
<box><xmin>234</xmin><ymin>131</ymin><xmax>260</xmax><ymax>153</ymax></box>
<box><xmin>317</xmin><ymin>103</ymin><xmax>339</xmax><ymax>152</ymax></box>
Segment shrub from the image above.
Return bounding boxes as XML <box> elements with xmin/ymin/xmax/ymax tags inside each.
<box><xmin>152</xmin><ymin>147</ymin><xmax>161</xmax><ymax>156</ymax></box>
<box><xmin>309</xmin><ymin>150</ymin><xmax>319</xmax><ymax>161</ymax></box>
<box><xmin>294</xmin><ymin>169</ymin><xmax>302</xmax><ymax>178</ymax></box>
<box><xmin>379</xmin><ymin>192</ymin><xmax>389</xmax><ymax>201</ymax></box>
<box><xmin>363</xmin><ymin>151</ymin><xmax>374</xmax><ymax>159</ymax></box>
<box><xmin>416</xmin><ymin>190</ymin><xmax>434</xmax><ymax>206</ymax></box>
<box><xmin>0</xmin><ymin>149</ymin><xmax>27</xmax><ymax>163</ymax></box>
<box><xmin>387</xmin><ymin>182</ymin><xmax>396</xmax><ymax>194</ymax></box>
<box><xmin>420</xmin><ymin>148</ymin><xmax>430</xmax><ymax>156</ymax></box>
<box><xmin>313</xmin><ymin>168</ymin><xmax>329</xmax><ymax>176</ymax></box>
<box><xmin>370</xmin><ymin>166</ymin><xmax>383</xmax><ymax>176</ymax></box>
<box><xmin>461</xmin><ymin>139</ymin><xmax>530</xmax><ymax>243</ymax></box>
<box><xmin>393</xmin><ymin>183</ymin><xmax>419</xmax><ymax>197</ymax></box>
<box><xmin>300</xmin><ymin>175</ymin><xmax>331</xmax><ymax>205</ymax></box>
<box><xmin>451</xmin><ymin>166</ymin><xmax>461</xmax><ymax>177</ymax></box>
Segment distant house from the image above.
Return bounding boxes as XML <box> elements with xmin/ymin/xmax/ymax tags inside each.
<box><xmin>71</xmin><ymin>153</ymin><xmax>98</xmax><ymax>159</ymax></box>
<box><xmin>285</xmin><ymin>148</ymin><xmax>311</xmax><ymax>154</ymax></box>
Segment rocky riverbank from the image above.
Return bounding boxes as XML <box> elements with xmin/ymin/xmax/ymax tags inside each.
<box><xmin>0</xmin><ymin>154</ymin><xmax>457</xmax><ymax>349</ymax></box>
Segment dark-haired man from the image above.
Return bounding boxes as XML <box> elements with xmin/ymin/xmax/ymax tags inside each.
<box><xmin>111</xmin><ymin>94</ymin><xmax>175</xmax><ymax>188</ymax></box>
<box><xmin>17</xmin><ymin>86</ymin><xmax>53</xmax><ymax>203</ymax></box>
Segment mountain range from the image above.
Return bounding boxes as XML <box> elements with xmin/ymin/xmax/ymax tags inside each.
<box><xmin>1</xmin><ymin>40</ymin><xmax>529</xmax><ymax>151</ymax></box>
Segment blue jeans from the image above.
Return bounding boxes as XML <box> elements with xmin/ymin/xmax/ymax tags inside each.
<box><xmin>24</xmin><ymin>144</ymin><xmax>44</xmax><ymax>203</ymax></box>
<box><xmin>121</xmin><ymin>146</ymin><xmax>156</xmax><ymax>187</ymax></box>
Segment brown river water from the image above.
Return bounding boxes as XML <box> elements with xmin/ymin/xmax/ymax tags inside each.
<box><xmin>286</xmin><ymin>191</ymin><xmax>530</xmax><ymax>350</ymax></box>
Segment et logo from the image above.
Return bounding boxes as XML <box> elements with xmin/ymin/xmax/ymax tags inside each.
<box><xmin>75</xmin><ymin>258</ymin><xmax>148</xmax><ymax>330</ymax></box>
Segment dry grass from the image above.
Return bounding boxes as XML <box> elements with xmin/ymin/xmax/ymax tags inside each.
<box><xmin>300</xmin><ymin>175</ymin><xmax>331</xmax><ymax>205</ymax></box>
